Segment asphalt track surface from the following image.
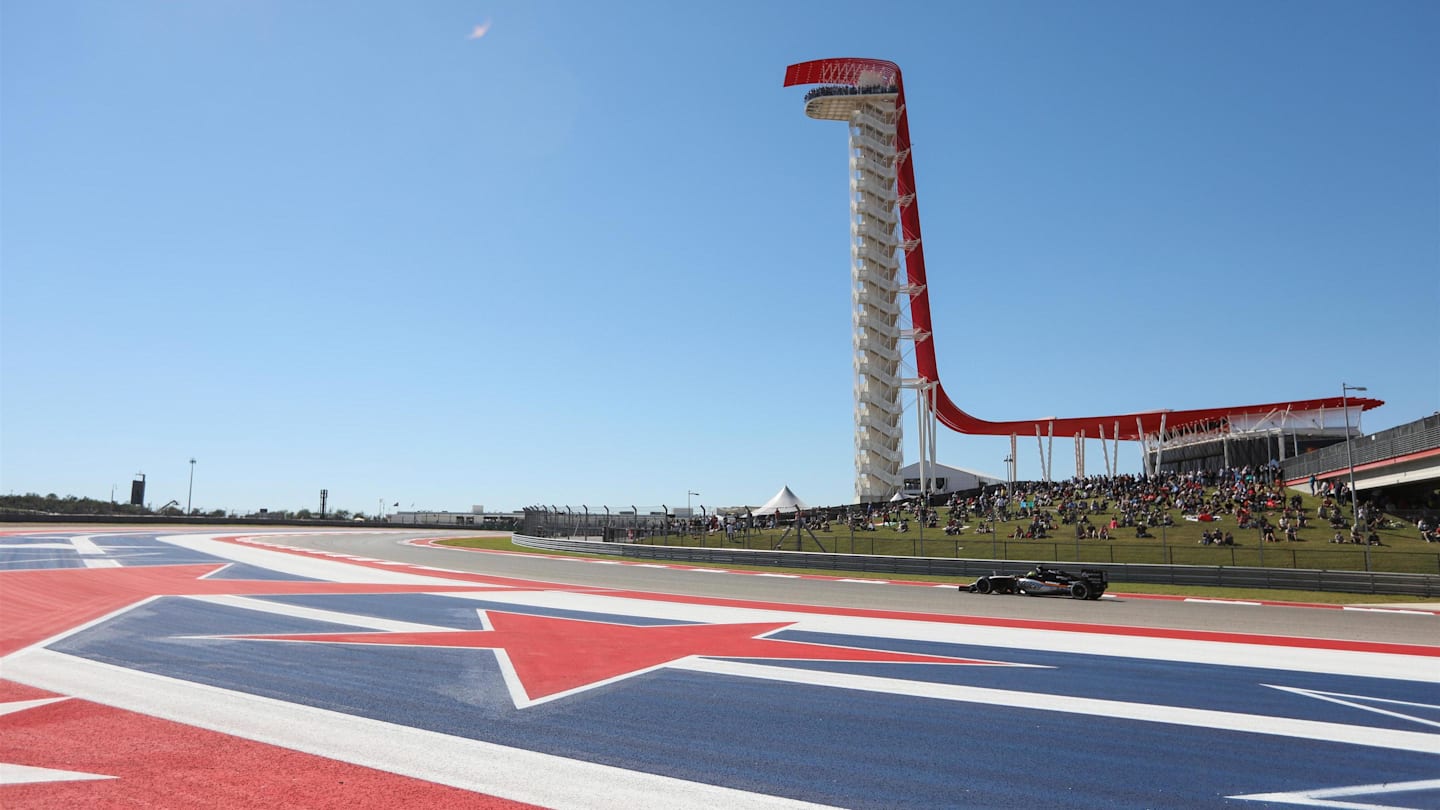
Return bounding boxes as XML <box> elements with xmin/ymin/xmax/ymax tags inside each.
<box><xmin>3</xmin><ymin>526</ymin><xmax>1437</xmax><ymax>809</ymax></box>
<box><xmin>282</xmin><ymin>529</ymin><xmax>1438</xmax><ymax>644</ymax></box>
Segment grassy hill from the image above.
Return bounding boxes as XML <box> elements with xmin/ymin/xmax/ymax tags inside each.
<box><xmin>637</xmin><ymin>487</ymin><xmax>1437</xmax><ymax>575</ymax></box>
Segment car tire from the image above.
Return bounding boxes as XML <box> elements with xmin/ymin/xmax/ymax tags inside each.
<box><xmin>1070</xmin><ymin>581</ymin><xmax>1091</xmax><ymax>600</ymax></box>
<box><xmin>974</xmin><ymin>578</ymin><xmax>993</xmax><ymax>595</ymax></box>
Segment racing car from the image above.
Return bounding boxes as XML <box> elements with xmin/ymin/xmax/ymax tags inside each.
<box><xmin>965</xmin><ymin>565</ymin><xmax>1107</xmax><ymax>600</ymax></box>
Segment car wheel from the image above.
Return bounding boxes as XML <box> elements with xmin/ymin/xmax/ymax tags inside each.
<box><xmin>1070</xmin><ymin>581</ymin><xmax>1091</xmax><ymax>600</ymax></box>
<box><xmin>974</xmin><ymin>578</ymin><xmax>993</xmax><ymax>595</ymax></box>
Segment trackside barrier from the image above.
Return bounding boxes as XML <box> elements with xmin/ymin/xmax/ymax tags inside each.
<box><xmin>510</xmin><ymin>535</ymin><xmax>1440</xmax><ymax>598</ymax></box>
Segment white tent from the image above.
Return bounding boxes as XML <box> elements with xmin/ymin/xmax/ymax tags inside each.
<box><xmin>753</xmin><ymin>485</ymin><xmax>809</xmax><ymax>516</ymax></box>
<box><xmin>897</xmin><ymin>462</ymin><xmax>1005</xmax><ymax>496</ymax></box>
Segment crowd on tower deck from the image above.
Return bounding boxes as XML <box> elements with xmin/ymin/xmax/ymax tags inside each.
<box><xmin>803</xmin><ymin>84</ymin><xmax>900</xmax><ymax>103</ymax></box>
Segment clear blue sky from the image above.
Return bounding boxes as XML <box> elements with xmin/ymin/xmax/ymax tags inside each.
<box><xmin>3</xmin><ymin>1</ymin><xmax>1437</xmax><ymax>516</ymax></box>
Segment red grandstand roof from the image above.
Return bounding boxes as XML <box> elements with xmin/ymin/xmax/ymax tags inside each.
<box><xmin>785</xmin><ymin>57</ymin><xmax>1384</xmax><ymax>441</ymax></box>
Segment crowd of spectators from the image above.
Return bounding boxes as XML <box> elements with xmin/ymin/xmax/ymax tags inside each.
<box><xmin>912</xmin><ymin>465</ymin><xmax>1414</xmax><ymax>547</ymax></box>
<box><xmin>803</xmin><ymin>84</ymin><xmax>900</xmax><ymax>103</ymax></box>
<box><xmin>648</xmin><ymin>464</ymin><xmax>1433</xmax><ymax>548</ymax></box>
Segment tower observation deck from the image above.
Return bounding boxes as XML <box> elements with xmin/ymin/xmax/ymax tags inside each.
<box><xmin>802</xmin><ymin>77</ymin><xmax>908</xmax><ymax>503</ymax></box>
<box><xmin>786</xmin><ymin>57</ymin><xmax>1384</xmax><ymax>490</ymax></box>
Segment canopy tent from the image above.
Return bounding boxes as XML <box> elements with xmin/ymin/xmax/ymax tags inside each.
<box><xmin>753</xmin><ymin>485</ymin><xmax>809</xmax><ymax>516</ymax></box>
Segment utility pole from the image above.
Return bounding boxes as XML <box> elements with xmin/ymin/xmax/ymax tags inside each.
<box><xmin>1341</xmin><ymin>383</ymin><xmax>1369</xmax><ymax>571</ymax></box>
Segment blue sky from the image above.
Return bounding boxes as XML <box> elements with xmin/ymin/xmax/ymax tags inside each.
<box><xmin>3</xmin><ymin>1</ymin><xmax>1436</xmax><ymax>516</ymax></box>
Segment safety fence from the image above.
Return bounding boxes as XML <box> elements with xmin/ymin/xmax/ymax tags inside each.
<box><xmin>511</xmin><ymin>535</ymin><xmax>1440</xmax><ymax>598</ymax></box>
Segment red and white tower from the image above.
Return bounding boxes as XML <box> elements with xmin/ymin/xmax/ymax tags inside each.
<box><xmin>789</xmin><ymin>61</ymin><xmax>913</xmax><ymax>503</ymax></box>
<box><xmin>788</xmin><ymin>58</ymin><xmax>1384</xmax><ymax>489</ymax></box>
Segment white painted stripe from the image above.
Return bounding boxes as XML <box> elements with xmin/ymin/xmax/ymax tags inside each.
<box><xmin>633</xmin><ymin>564</ymin><xmax>670</xmax><ymax>569</ymax></box>
<box><xmin>676</xmin><ymin>659</ymin><xmax>1440</xmax><ymax>755</ymax></box>
<box><xmin>2</xmin><ymin>650</ymin><xmax>835</xmax><ymax>810</ymax></box>
<box><xmin>837</xmin><ymin>579</ymin><xmax>887</xmax><ymax>585</ymax></box>
<box><xmin>0</xmin><ymin>696</ymin><xmax>70</xmax><ymax>717</ymax></box>
<box><xmin>69</xmin><ymin>536</ymin><xmax>106</xmax><ymax>556</ymax></box>
<box><xmin>0</xmin><ymin>557</ymin><xmax>82</xmax><ymax>567</ymax></box>
<box><xmin>1185</xmin><ymin>598</ymin><xmax>1263</xmax><ymax>606</ymax></box>
<box><xmin>1342</xmin><ymin>607</ymin><xmax>1433</xmax><ymax>616</ymax></box>
<box><xmin>688</xmin><ymin>568</ymin><xmax>728</xmax><ymax>574</ymax></box>
<box><xmin>1266</xmin><ymin>685</ymin><xmax>1440</xmax><ymax>730</ymax></box>
<box><xmin>757</xmin><ymin>573</ymin><xmax>800</xmax><ymax>578</ymax></box>
<box><xmin>81</xmin><ymin>559</ymin><xmax>122</xmax><ymax>569</ymax></box>
<box><xmin>0</xmin><ymin>763</ymin><xmax>115</xmax><ymax>785</ymax></box>
<box><xmin>154</xmin><ymin>534</ymin><xmax>481</xmax><ymax>586</ymax></box>
<box><xmin>184</xmin><ymin>595</ymin><xmax>458</xmax><ymax>634</ymax></box>
<box><xmin>1229</xmin><ymin>777</ymin><xmax>1440</xmax><ymax>807</ymax></box>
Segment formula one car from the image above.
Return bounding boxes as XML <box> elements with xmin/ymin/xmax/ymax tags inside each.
<box><xmin>965</xmin><ymin>566</ymin><xmax>1107</xmax><ymax>600</ymax></box>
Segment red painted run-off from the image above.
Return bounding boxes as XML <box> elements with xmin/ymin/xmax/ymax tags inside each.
<box><xmin>0</xmin><ymin>682</ymin><xmax>538</xmax><ymax>809</ymax></box>
<box><xmin>0</xmin><ymin>559</ymin><xmax>544</xmax><ymax>808</ymax></box>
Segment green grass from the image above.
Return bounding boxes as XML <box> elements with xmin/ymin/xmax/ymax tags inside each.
<box><xmin>434</xmin><ymin>534</ymin><xmax>1437</xmax><ymax>606</ymax></box>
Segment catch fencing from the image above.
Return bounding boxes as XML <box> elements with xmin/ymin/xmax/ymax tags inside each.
<box><xmin>511</xmin><ymin>535</ymin><xmax>1440</xmax><ymax>598</ymax></box>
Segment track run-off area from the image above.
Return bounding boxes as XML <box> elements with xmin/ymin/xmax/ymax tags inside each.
<box><xmin>1</xmin><ymin>527</ymin><xmax>1437</xmax><ymax>809</ymax></box>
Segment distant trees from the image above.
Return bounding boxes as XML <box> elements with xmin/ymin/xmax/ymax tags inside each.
<box><xmin>0</xmin><ymin>493</ymin><xmax>151</xmax><ymax>516</ymax></box>
<box><xmin>0</xmin><ymin>493</ymin><xmax>433</xmax><ymax>522</ymax></box>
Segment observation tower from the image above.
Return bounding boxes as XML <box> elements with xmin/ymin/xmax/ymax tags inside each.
<box><xmin>787</xmin><ymin>57</ymin><xmax>1384</xmax><ymax>494</ymax></box>
<box><xmin>798</xmin><ymin>68</ymin><xmax>909</xmax><ymax>504</ymax></box>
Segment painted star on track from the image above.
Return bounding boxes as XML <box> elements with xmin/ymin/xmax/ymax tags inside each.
<box><xmin>231</xmin><ymin>609</ymin><xmax>1007</xmax><ymax>706</ymax></box>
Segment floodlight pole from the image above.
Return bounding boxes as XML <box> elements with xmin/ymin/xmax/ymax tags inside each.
<box><xmin>187</xmin><ymin>458</ymin><xmax>196</xmax><ymax>516</ymax></box>
<box><xmin>1342</xmin><ymin>383</ymin><xmax>1369</xmax><ymax>571</ymax></box>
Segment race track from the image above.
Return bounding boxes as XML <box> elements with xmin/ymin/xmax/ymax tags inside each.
<box><xmin>2</xmin><ymin>526</ymin><xmax>1437</xmax><ymax>809</ymax></box>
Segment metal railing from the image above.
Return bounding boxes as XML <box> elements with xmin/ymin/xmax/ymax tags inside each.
<box><xmin>1283</xmin><ymin>414</ymin><xmax>1440</xmax><ymax>480</ymax></box>
<box><xmin>511</xmin><ymin>535</ymin><xmax>1440</xmax><ymax>598</ymax></box>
